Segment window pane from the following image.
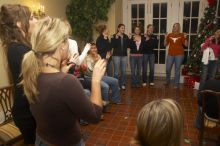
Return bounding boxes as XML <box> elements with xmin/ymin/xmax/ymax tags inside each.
<box><xmin>183</xmin><ymin>51</ymin><xmax>188</xmax><ymax>64</ymax></box>
<box><xmin>132</xmin><ymin>20</ymin><xmax>137</xmax><ymax>33</ymax></box>
<box><xmin>153</xmin><ymin>19</ymin><xmax>159</xmax><ymax>33</ymax></box>
<box><xmin>132</xmin><ymin>4</ymin><xmax>137</xmax><ymax>18</ymax></box>
<box><xmin>183</xmin><ymin>18</ymin><xmax>190</xmax><ymax>33</ymax></box>
<box><xmin>161</xmin><ymin>3</ymin><xmax>167</xmax><ymax>18</ymax></box>
<box><xmin>154</xmin><ymin>50</ymin><xmax>159</xmax><ymax>63</ymax></box>
<box><xmin>191</xmin><ymin>18</ymin><xmax>198</xmax><ymax>33</ymax></box>
<box><xmin>139</xmin><ymin>4</ymin><xmax>145</xmax><ymax>18</ymax></box>
<box><xmin>218</xmin><ymin>1</ymin><xmax>220</xmax><ymax>16</ymax></box>
<box><xmin>160</xmin><ymin>35</ymin><xmax>165</xmax><ymax>49</ymax></box>
<box><xmin>138</xmin><ymin>19</ymin><xmax>145</xmax><ymax>33</ymax></box>
<box><xmin>184</xmin><ymin>2</ymin><xmax>191</xmax><ymax>17</ymax></box>
<box><xmin>160</xmin><ymin>19</ymin><xmax>167</xmax><ymax>33</ymax></box>
<box><xmin>153</xmin><ymin>3</ymin><xmax>159</xmax><ymax>18</ymax></box>
<box><xmin>190</xmin><ymin>35</ymin><xmax>197</xmax><ymax>50</ymax></box>
<box><xmin>159</xmin><ymin>50</ymin><xmax>166</xmax><ymax>64</ymax></box>
<box><xmin>192</xmin><ymin>1</ymin><xmax>199</xmax><ymax>17</ymax></box>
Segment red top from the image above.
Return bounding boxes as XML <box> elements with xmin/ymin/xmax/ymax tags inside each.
<box><xmin>201</xmin><ymin>37</ymin><xmax>220</xmax><ymax>59</ymax></box>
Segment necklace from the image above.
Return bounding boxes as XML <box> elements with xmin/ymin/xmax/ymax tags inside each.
<box><xmin>44</xmin><ymin>63</ymin><xmax>60</xmax><ymax>72</ymax></box>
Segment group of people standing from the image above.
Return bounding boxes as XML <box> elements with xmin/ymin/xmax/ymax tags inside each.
<box><xmin>0</xmin><ymin>3</ymin><xmax>193</xmax><ymax>146</ymax></box>
<box><xmin>96</xmin><ymin>22</ymin><xmax>188</xmax><ymax>89</ymax></box>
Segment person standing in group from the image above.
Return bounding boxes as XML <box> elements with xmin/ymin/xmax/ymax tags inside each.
<box><xmin>129</xmin><ymin>26</ymin><xmax>144</xmax><ymax>88</ymax></box>
<box><xmin>164</xmin><ymin>23</ymin><xmax>188</xmax><ymax>89</ymax></box>
<box><xmin>0</xmin><ymin>4</ymin><xmax>37</xmax><ymax>145</ymax></box>
<box><xmin>111</xmin><ymin>24</ymin><xmax>130</xmax><ymax>90</ymax></box>
<box><xmin>21</xmin><ymin>18</ymin><xmax>106</xmax><ymax>146</ymax></box>
<box><xmin>142</xmin><ymin>24</ymin><xmax>158</xmax><ymax>87</ymax></box>
<box><xmin>96</xmin><ymin>24</ymin><xmax>113</xmax><ymax>77</ymax></box>
<box><xmin>199</xmin><ymin>29</ymin><xmax>220</xmax><ymax>90</ymax></box>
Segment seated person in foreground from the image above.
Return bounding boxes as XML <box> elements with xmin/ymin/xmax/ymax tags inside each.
<box><xmin>84</xmin><ymin>43</ymin><xmax>121</xmax><ymax>104</ymax></box>
<box><xmin>133</xmin><ymin>99</ymin><xmax>183</xmax><ymax>146</ymax></box>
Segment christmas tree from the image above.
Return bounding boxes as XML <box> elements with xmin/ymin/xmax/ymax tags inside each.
<box><xmin>184</xmin><ymin>0</ymin><xmax>218</xmax><ymax>75</ymax></box>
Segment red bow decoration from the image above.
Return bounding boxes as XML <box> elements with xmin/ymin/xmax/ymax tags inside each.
<box><xmin>208</xmin><ymin>0</ymin><xmax>216</xmax><ymax>6</ymax></box>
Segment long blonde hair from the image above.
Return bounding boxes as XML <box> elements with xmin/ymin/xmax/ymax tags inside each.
<box><xmin>134</xmin><ymin>99</ymin><xmax>183</xmax><ymax>146</ymax></box>
<box><xmin>21</xmin><ymin>18</ymin><xmax>69</xmax><ymax>103</ymax></box>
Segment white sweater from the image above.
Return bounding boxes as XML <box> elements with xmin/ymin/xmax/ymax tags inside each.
<box><xmin>68</xmin><ymin>39</ymin><xmax>90</xmax><ymax>65</ymax></box>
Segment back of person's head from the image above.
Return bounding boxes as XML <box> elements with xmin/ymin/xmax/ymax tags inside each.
<box><xmin>96</xmin><ymin>24</ymin><xmax>107</xmax><ymax>35</ymax></box>
<box><xmin>134</xmin><ymin>99</ymin><xmax>183</xmax><ymax>146</ymax></box>
<box><xmin>0</xmin><ymin>4</ymin><xmax>31</xmax><ymax>48</ymax></box>
<box><xmin>21</xmin><ymin>18</ymin><xmax>69</xmax><ymax>104</ymax></box>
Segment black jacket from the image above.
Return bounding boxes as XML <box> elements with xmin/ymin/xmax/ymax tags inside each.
<box><xmin>129</xmin><ymin>35</ymin><xmax>145</xmax><ymax>54</ymax></box>
<box><xmin>143</xmin><ymin>34</ymin><xmax>158</xmax><ymax>54</ymax></box>
<box><xmin>96</xmin><ymin>35</ymin><xmax>111</xmax><ymax>59</ymax></box>
<box><xmin>111</xmin><ymin>33</ymin><xmax>129</xmax><ymax>56</ymax></box>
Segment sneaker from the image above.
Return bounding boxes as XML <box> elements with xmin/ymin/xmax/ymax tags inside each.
<box><xmin>142</xmin><ymin>83</ymin><xmax>147</xmax><ymax>87</ymax></box>
<box><xmin>136</xmin><ymin>84</ymin><xmax>141</xmax><ymax>88</ymax></box>
<box><xmin>121</xmin><ymin>85</ymin><xmax>126</xmax><ymax>90</ymax></box>
<box><xmin>149</xmin><ymin>83</ymin><xmax>154</xmax><ymax>86</ymax></box>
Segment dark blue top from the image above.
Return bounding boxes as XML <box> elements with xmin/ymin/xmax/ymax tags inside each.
<box><xmin>7</xmin><ymin>42</ymin><xmax>32</xmax><ymax>118</ymax></box>
<box><xmin>96</xmin><ymin>35</ymin><xmax>111</xmax><ymax>59</ymax></box>
<box><xmin>143</xmin><ymin>34</ymin><xmax>158</xmax><ymax>54</ymax></box>
<box><xmin>129</xmin><ymin>35</ymin><xmax>145</xmax><ymax>54</ymax></box>
<box><xmin>111</xmin><ymin>33</ymin><xmax>129</xmax><ymax>56</ymax></box>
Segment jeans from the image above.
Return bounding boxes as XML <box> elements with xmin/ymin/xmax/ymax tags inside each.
<box><xmin>112</xmin><ymin>56</ymin><xmax>127</xmax><ymax>87</ymax></box>
<box><xmin>130</xmin><ymin>56</ymin><xmax>143</xmax><ymax>85</ymax></box>
<box><xmin>166</xmin><ymin>55</ymin><xmax>184</xmax><ymax>86</ymax></box>
<box><xmin>106</xmin><ymin>59</ymin><xmax>113</xmax><ymax>77</ymax></box>
<box><xmin>142</xmin><ymin>54</ymin><xmax>155</xmax><ymax>83</ymax></box>
<box><xmin>35</xmin><ymin>135</ymin><xmax>85</xmax><ymax>146</ymax></box>
<box><xmin>102</xmin><ymin>76</ymin><xmax>121</xmax><ymax>103</ymax></box>
<box><xmin>199</xmin><ymin>60</ymin><xmax>218</xmax><ymax>90</ymax></box>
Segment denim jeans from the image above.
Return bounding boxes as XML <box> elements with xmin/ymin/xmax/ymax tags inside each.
<box><xmin>106</xmin><ymin>59</ymin><xmax>113</xmax><ymax>77</ymax></box>
<box><xmin>199</xmin><ymin>60</ymin><xmax>218</xmax><ymax>90</ymax></box>
<box><xmin>130</xmin><ymin>56</ymin><xmax>143</xmax><ymax>85</ymax></box>
<box><xmin>35</xmin><ymin>135</ymin><xmax>85</xmax><ymax>146</ymax></box>
<box><xmin>166</xmin><ymin>55</ymin><xmax>184</xmax><ymax>86</ymax></box>
<box><xmin>112</xmin><ymin>56</ymin><xmax>127</xmax><ymax>87</ymax></box>
<box><xmin>142</xmin><ymin>54</ymin><xmax>155</xmax><ymax>83</ymax></box>
<box><xmin>102</xmin><ymin>76</ymin><xmax>121</xmax><ymax>103</ymax></box>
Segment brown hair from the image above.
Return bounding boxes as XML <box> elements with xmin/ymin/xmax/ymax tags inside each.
<box><xmin>117</xmin><ymin>23</ymin><xmax>125</xmax><ymax>32</ymax></box>
<box><xmin>0</xmin><ymin>4</ymin><xmax>31</xmax><ymax>49</ymax></box>
<box><xmin>133</xmin><ymin>99</ymin><xmax>184</xmax><ymax>146</ymax></box>
<box><xmin>147</xmin><ymin>24</ymin><xmax>153</xmax><ymax>29</ymax></box>
<box><xmin>96</xmin><ymin>24</ymin><xmax>107</xmax><ymax>35</ymax></box>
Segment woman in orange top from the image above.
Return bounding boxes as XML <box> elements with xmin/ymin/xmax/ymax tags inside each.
<box><xmin>164</xmin><ymin>23</ymin><xmax>188</xmax><ymax>88</ymax></box>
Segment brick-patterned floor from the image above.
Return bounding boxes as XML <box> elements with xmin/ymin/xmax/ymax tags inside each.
<box><xmin>81</xmin><ymin>80</ymin><xmax>217</xmax><ymax>146</ymax></box>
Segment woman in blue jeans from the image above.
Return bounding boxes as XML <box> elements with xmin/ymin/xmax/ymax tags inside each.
<box><xmin>164</xmin><ymin>23</ymin><xmax>188</xmax><ymax>88</ymax></box>
<box><xmin>129</xmin><ymin>26</ymin><xmax>144</xmax><ymax>87</ymax></box>
<box><xmin>142</xmin><ymin>24</ymin><xmax>158</xmax><ymax>86</ymax></box>
<box><xmin>84</xmin><ymin>43</ymin><xmax>121</xmax><ymax>104</ymax></box>
<box><xmin>111</xmin><ymin>24</ymin><xmax>130</xmax><ymax>90</ymax></box>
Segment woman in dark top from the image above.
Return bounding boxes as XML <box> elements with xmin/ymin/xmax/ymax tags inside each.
<box><xmin>21</xmin><ymin>18</ymin><xmax>106</xmax><ymax>146</ymax></box>
<box><xmin>111</xmin><ymin>24</ymin><xmax>130</xmax><ymax>89</ymax></box>
<box><xmin>96</xmin><ymin>24</ymin><xmax>113</xmax><ymax>76</ymax></box>
<box><xmin>0</xmin><ymin>4</ymin><xmax>37</xmax><ymax>145</ymax></box>
<box><xmin>142</xmin><ymin>24</ymin><xmax>158</xmax><ymax>86</ymax></box>
<box><xmin>129</xmin><ymin>26</ymin><xmax>144</xmax><ymax>87</ymax></box>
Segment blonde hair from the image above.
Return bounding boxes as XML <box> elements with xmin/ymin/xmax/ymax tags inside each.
<box><xmin>134</xmin><ymin>99</ymin><xmax>183</xmax><ymax>146</ymax></box>
<box><xmin>21</xmin><ymin>18</ymin><xmax>69</xmax><ymax>103</ymax></box>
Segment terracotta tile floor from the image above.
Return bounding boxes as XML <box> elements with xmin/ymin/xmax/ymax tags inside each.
<box><xmin>80</xmin><ymin>80</ymin><xmax>217</xmax><ymax>146</ymax></box>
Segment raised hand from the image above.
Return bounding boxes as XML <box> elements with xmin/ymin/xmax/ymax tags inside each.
<box><xmin>92</xmin><ymin>59</ymin><xmax>107</xmax><ymax>82</ymax></box>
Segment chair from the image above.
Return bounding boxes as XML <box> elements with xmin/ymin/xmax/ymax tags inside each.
<box><xmin>199</xmin><ymin>90</ymin><xmax>220</xmax><ymax>146</ymax></box>
<box><xmin>0</xmin><ymin>85</ymin><xmax>22</xmax><ymax>146</ymax></box>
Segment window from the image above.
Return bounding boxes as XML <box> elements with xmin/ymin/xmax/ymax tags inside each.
<box><xmin>153</xmin><ymin>3</ymin><xmax>167</xmax><ymax>64</ymax></box>
<box><xmin>131</xmin><ymin>4</ymin><xmax>145</xmax><ymax>33</ymax></box>
<box><xmin>182</xmin><ymin>1</ymin><xmax>200</xmax><ymax>64</ymax></box>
